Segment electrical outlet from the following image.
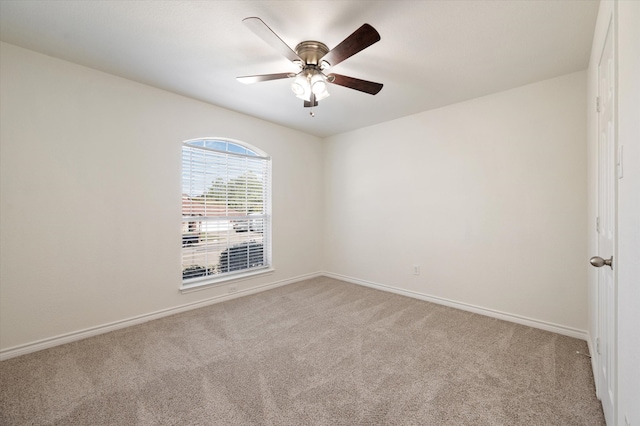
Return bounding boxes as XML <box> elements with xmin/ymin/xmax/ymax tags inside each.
<box><xmin>228</xmin><ymin>286</ymin><xmax>237</xmax><ymax>294</ymax></box>
<box><xmin>413</xmin><ymin>265</ymin><xmax>420</xmax><ymax>275</ymax></box>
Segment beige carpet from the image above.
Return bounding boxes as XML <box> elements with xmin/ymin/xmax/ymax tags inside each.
<box><xmin>0</xmin><ymin>276</ymin><xmax>604</xmax><ymax>425</ymax></box>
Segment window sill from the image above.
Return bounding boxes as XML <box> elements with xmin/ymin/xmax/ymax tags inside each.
<box><xmin>179</xmin><ymin>267</ymin><xmax>275</xmax><ymax>294</ymax></box>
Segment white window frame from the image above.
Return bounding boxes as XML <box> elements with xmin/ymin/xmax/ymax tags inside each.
<box><xmin>180</xmin><ymin>138</ymin><xmax>272</xmax><ymax>291</ymax></box>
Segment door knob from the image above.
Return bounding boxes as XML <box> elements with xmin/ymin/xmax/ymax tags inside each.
<box><xmin>590</xmin><ymin>256</ymin><xmax>613</xmax><ymax>269</ymax></box>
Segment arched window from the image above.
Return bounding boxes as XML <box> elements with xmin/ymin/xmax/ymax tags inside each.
<box><xmin>181</xmin><ymin>138</ymin><xmax>271</xmax><ymax>287</ymax></box>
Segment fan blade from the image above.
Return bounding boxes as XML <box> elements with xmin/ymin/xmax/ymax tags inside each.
<box><xmin>243</xmin><ymin>17</ymin><xmax>302</xmax><ymax>63</ymax></box>
<box><xmin>237</xmin><ymin>73</ymin><xmax>295</xmax><ymax>84</ymax></box>
<box><xmin>304</xmin><ymin>93</ymin><xmax>318</xmax><ymax>108</ymax></box>
<box><xmin>327</xmin><ymin>74</ymin><xmax>383</xmax><ymax>95</ymax></box>
<box><xmin>320</xmin><ymin>24</ymin><xmax>380</xmax><ymax>68</ymax></box>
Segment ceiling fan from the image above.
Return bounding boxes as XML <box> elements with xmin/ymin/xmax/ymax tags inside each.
<box><xmin>237</xmin><ymin>17</ymin><xmax>383</xmax><ymax>111</ymax></box>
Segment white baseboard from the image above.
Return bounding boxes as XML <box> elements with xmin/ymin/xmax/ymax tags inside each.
<box><xmin>0</xmin><ymin>270</ymin><xmax>589</xmax><ymax>361</ymax></box>
<box><xmin>322</xmin><ymin>271</ymin><xmax>589</xmax><ymax>341</ymax></box>
<box><xmin>0</xmin><ymin>271</ymin><xmax>323</xmax><ymax>361</ymax></box>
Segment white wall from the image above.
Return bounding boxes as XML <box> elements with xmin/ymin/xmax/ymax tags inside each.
<box><xmin>0</xmin><ymin>39</ymin><xmax>601</xmax><ymax>361</ymax></box>
<box><xmin>615</xmin><ymin>1</ymin><xmax>640</xmax><ymax>424</ymax></box>
<box><xmin>323</xmin><ymin>71</ymin><xmax>588</xmax><ymax>334</ymax></box>
<box><xmin>0</xmin><ymin>42</ymin><xmax>324</xmax><ymax>354</ymax></box>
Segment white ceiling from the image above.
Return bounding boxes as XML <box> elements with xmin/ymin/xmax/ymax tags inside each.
<box><xmin>0</xmin><ymin>0</ymin><xmax>599</xmax><ymax>138</ymax></box>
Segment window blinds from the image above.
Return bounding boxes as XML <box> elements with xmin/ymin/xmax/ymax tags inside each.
<box><xmin>181</xmin><ymin>141</ymin><xmax>270</xmax><ymax>284</ymax></box>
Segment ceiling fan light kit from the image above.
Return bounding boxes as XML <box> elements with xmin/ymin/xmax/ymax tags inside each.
<box><xmin>237</xmin><ymin>17</ymin><xmax>383</xmax><ymax>114</ymax></box>
<box><xmin>291</xmin><ymin>67</ymin><xmax>330</xmax><ymax>103</ymax></box>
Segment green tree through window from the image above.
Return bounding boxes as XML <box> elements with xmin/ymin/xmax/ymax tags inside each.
<box><xmin>206</xmin><ymin>173</ymin><xmax>264</xmax><ymax>214</ymax></box>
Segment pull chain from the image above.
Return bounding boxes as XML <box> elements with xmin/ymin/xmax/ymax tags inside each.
<box><xmin>309</xmin><ymin>109</ymin><xmax>315</xmax><ymax>117</ymax></box>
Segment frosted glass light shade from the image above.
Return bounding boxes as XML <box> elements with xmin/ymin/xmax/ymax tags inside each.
<box><xmin>291</xmin><ymin>70</ymin><xmax>329</xmax><ymax>103</ymax></box>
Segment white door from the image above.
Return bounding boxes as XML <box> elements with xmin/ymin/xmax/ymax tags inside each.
<box><xmin>593</xmin><ymin>16</ymin><xmax>616</xmax><ymax>426</ymax></box>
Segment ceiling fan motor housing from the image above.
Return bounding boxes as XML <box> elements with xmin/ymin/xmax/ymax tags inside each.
<box><xmin>295</xmin><ymin>41</ymin><xmax>330</xmax><ymax>67</ymax></box>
